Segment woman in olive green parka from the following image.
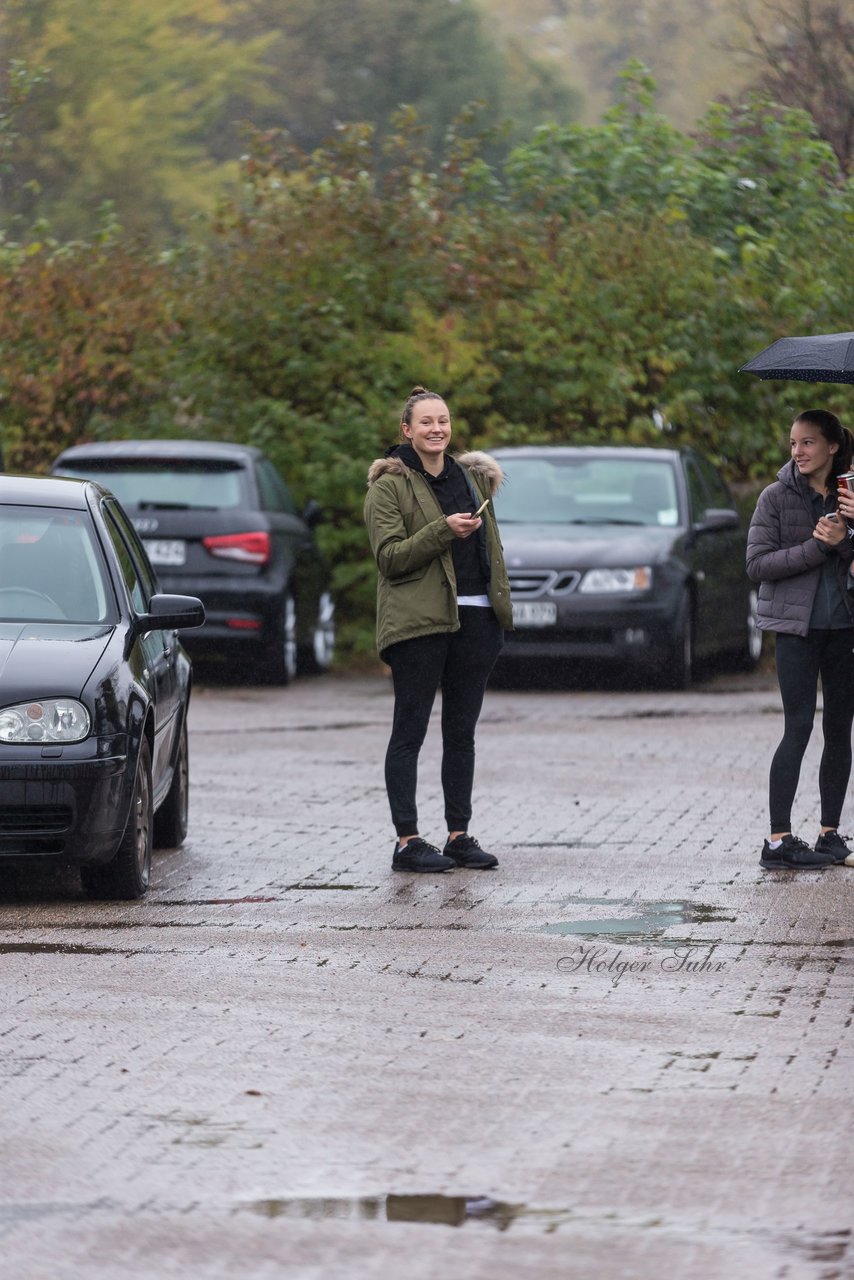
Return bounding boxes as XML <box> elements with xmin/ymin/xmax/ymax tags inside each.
<box><xmin>364</xmin><ymin>386</ymin><xmax>513</xmax><ymax>874</ymax></box>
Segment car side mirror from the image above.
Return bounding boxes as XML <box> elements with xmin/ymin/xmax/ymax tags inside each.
<box><xmin>302</xmin><ymin>499</ymin><xmax>324</xmax><ymax>528</ymax></box>
<box><xmin>696</xmin><ymin>508</ymin><xmax>739</xmax><ymax>532</ymax></box>
<box><xmin>137</xmin><ymin>593</ymin><xmax>206</xmax><ymax>633</ymax></box>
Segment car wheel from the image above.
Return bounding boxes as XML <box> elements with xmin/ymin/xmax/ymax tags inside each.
<box><xmin>299</xmin><ymin>590</ymin><xmax>335</xmax><ymax>674</ymax></box>
<box><xmin>658</xmin><ymin>591</ymin><xmax>694</xmax><ymax>690</ymax></box>
<box><xmin>731</xmin><ymin>588</ymin><xmax>763</xmax><ymax>671</ymax></box>
<box><xmin>263</xmin><ymin>593</ymin><xmax>298</xmax><ymax>685</ymax></box>
<box><xmin>81</xmin><ymin>738</ymin><xmax>153</xmax><ymax>900</ymax></box>
<box><xmin>153</xmin><ymin>718</ymin><xmax>189</xmax><ymax>848</ymax></box>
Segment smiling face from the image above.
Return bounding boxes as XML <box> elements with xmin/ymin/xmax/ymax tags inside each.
<box><xmin>402</xmin><ymin>397</ymin><xmax>451</xmax><ymax>466</ymax></box>
<box><xmin>790</xmin><ymin>417</ymin><xmax>838</xmax><ymax>488</ymax></box>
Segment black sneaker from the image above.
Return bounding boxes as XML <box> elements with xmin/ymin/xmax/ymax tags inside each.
<box><xmin>392</xmin><ymin>838</ymin><xmax>456</xmax><ymax>873</ymax></box>
<box><xmin>760</xmin><ymin>834</ymin><xmax>835</xmax><ymax>870</ymax></box>
<box><xmin>814</xmin><ymin>830</ymin><xmax>852</xmax><ymax>864</ymax></box>
<box><xmin>443</xmin><ymin>834</ymin><xmax>499</xmax><ymax>870</ymax></box>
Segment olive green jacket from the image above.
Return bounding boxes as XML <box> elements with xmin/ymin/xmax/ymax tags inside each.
<box><xmin>364</xmin><ymin>450</ymin><xmax>514</xmax><ymax>657</ymax></box>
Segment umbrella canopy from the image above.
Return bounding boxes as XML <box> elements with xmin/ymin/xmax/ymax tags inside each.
<box><xmin>740</xmin><ymin>331</ymin><xmax>854</xmax><ymax>384</ymax></box>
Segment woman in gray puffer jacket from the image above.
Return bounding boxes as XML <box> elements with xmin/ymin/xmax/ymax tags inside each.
<box><xmin>747</xmin><ymin>409</ymin><xmax>854</xmax><ymax>871</ymax></box>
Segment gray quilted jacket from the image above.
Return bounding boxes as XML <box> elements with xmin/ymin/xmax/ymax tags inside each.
<box><xmin>746</xmin><ymin>460</ymin><xmax>854</xmax><ymax>635</ymax></box>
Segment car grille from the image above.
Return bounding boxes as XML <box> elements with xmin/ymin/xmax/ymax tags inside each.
<box><xmin>507</xmin><ymin>569</ymin><xmax>581</xmax><ymax>598</ymax></box>
<box><xmin>0</xmin><ymin>805</ymin><xmax>73</xmax><ymax>855</ymax></box>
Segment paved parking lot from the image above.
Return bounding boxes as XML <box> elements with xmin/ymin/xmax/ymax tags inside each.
<box><xmin>1</xmin><ymin>667</ymin><xmax>853</xmax><ymax>1279</ymax></box>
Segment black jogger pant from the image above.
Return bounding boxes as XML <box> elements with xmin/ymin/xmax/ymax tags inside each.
<box><xmin>770</xmin><ymin>628</ymin><xmax>854</xmax><ymax>832</ymax></box>
<box><xmin>383</xmin><ymin>607</ymin><xmax>504</xmax><ymax>837</ymax></box>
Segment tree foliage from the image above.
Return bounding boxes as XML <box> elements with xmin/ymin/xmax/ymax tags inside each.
<box><xmin>0</xmin><ymin>0</ymin><xmax>275</xmax><ymax>238</ymax></box>
<box><xmin>733</xmin><ymin>0</ymin><xmax>854</xmax><ymax>174</ymax></box>
<box><xmin>0</xmin><ymin>0</ymin><xmax>580</xmax><ymax>240</ymax></box>
<box><xmin>237</xmin><ymin>0</ymin><xmax>580</xmax><ymax>158</ymax></box>
<box><xmin>1</xmin><ymin>70</ymin><xmax>852</xmax><ymax>652</ymax></box>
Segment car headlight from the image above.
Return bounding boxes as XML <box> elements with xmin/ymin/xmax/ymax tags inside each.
<box><xmin>0</xmin><ymin>699</ymin><xmax>91</xmax><ymax>744</ymax></box>
<box><xmin>579</xmin><ymin>567</ymin><xmax>652</xmax><ymax>594</ymax></box>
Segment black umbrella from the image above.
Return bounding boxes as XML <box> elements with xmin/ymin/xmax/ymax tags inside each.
<box><xmin>740</xmin><ymin>330</ymin><xmax>854</xmax><ymax>384</ymax></box>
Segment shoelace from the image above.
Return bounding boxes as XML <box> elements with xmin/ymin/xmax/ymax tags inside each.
<box><xmin>451</xmin><ymin>835</ymin><xmax>479</xmax><ymax>851</ymax></box>
<box><xmin>784</xmin><ymin>835</ymin><xmax>812</xmax><ymax>853</ymax></box>
<box><xmin>822</xmin><ymin>831</ymin><xmax>850</xmax><ymax>848</ymax></box>
<box><xmin>404</xmin><ymin>837</ymin><xmax>441</xmax><ymax>855</ymax></box>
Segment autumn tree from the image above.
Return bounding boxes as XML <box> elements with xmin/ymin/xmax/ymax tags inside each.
<box><xmin>1</xmin><ymin>0</ymin><xmax>580</xmax><ymax>240</ymax></box>
<box><xmin>0</xmin><ymin>0</ymin><xmax>274</xmax><ymax>238</ymax></box>
<box><xmin>732</xmin><ymin>0</ymin><xmax>854</xmax><ymax>173</ymax></box>
<box><xmin>0</xmin><ymin>243</ymin><xmax>179</xmax><ymax>471</ymax></box>
<box><xmin>228</xmin><ymin>0</ymin><xmax>579</xmax><ymax>159</ymax></box>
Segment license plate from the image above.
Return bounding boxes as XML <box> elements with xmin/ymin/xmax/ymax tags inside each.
<box><xmin>512</xmin><ymin>601</ymin><xmax>557</xmax><ymax>627</ymax></box>
<box><xmin>143</xmin><ymin>539</ymin><xmax>186</xmax><ymax>566</ymax></box>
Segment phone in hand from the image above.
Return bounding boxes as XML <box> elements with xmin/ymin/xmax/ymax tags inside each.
<box><xmin>471</xmin><ymin>497</ymin><xmax>490</xmax><ymax>518</ymax></box>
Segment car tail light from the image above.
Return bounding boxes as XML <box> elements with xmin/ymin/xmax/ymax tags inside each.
<box><xmin>202</xmin><ymin>531</ymin><xmax>271</xmax><ymax>565</ymax></box>
<box><xmin>226</xmin><ymin>617</ymin><xmax>263</xmax><ymax>630</ymax></box>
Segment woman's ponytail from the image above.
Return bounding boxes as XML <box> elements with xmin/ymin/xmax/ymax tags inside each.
<box><xmin>838</xmin><ymin>426</ymin><xmax>854</xmax><ymax>477</ymax></box>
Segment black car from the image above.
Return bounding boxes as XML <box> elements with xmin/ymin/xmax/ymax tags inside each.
<box><xmin>492</xmin><ymin>445</ymin><xmax>761</xmax><ymax>686</ymax></box>
<box><xmin>52</xmin><ymin>440</ymin><xmax>334</xmax><ymax>684</ymax></box>
<box><xmin>0</xmin><ymin>475</ymin><xmax>205</xmax><ymax>898</ymax></box>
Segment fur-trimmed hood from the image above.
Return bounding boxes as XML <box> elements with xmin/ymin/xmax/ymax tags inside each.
<box><xmin>367</xmin><ymin>450</ymin><xmax>504</xmax><ymax>493</ymax></box>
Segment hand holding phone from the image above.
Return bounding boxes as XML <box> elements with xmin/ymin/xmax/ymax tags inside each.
<box><xmin>471</xmin><ymin>497</ymin><xmax>490</xmax><ymax>518</ymax></box>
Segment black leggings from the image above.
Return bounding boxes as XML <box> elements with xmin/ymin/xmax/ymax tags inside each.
<box><xmin>770</xmin><ymin>629</ymin><xmax>854</xmax><ymax>832</ymax></box>
<box><xmin>383</xmin><ymin>608</ymin><xmax>504</xmax><ymax>837</ymax></box>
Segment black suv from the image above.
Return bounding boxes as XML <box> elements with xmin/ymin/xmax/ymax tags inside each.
<box><xmin>52</xmin><ymin>440</ymin><xmax>334</xmax><ymax>684</ymax></box>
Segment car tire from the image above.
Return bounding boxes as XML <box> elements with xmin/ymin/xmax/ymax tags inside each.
<box><xmin>81</xmin><ymin>738</ymin><xmax>153</xmax><ymax>900</ymax></box>
<box><xmin>299</xmin><ymin>590</ymin><xmax>335</xmax><ymax>674</ymax></box>
<box><xmin>658</xmin><ymin>591</ymin><xmax>694</xmax><ymax>690</ymax></box>
<box><xmin>730</xmin><ymin>588</ymin><xmax>763</xmax><ymax>671</ymax></box>
<box><xmin>263</xmin><ymin>593</ymin><xmax>298</xmax><ymax>685</ymax></box>
<box><xmin>153</xmin><ymin>718</ymin><xmax>189</xmax><ymax>848</ymax></box>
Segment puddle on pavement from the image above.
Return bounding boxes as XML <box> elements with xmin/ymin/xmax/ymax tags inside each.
<box><xmin>156</xmin><ymin>887</ymin><xmax>373</xmax><ymax>904</ymax></box>
<box><xmin>159</xmin><ymin>896</ymin><xmax>280</xmax><ymax>905</ymax></box>
<box><xmin>538</xmin><ymin>896</ymin><xmax>854</xmax><ymax>951</ymax></box>
<box><xmin>539</xmin><ymin>897</ymin><xmax>735</xmax><ymax>946</ymax></box>
<box><xmin>511</xmin><ymin>841</ymin><xmax>599</xmax><ymax>849</ymax></box>
<box><xmin>281</xmin><ymin>883</ymin><xmax>373</xmax><ymax>892</ymax></box>
<box><xmin>196</xmin><ymin>721</ymin><xmax>379</xmax><ymax>736</ymax></box>
<box><xmin>0</xmin><ymin>942</ymin><xmax>147</xmax><ymax>956</ymax></box>
<box><xmin>243</xmin><ymin>1194</ymin><xmax>524</xmax><ymax>1229</ymax></box>
<box><xmin>240</xmin><ymin>1195</ymin><xmax>852</xmax><ymax>1263</ymax></box>
<box><xmin>324</xmin><ymin>922</ymin><xmax>470</xmax><ymax>932</ymax></box>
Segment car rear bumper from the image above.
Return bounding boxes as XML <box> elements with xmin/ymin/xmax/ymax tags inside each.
<box><xmin>156</xmin><ymin>572</ymin><xmax>282</xmax><ymax>645</ymax></box>
<box><xmin>0</xmin><ymin>756</ymin><xmax>128</xmax><ymax>863</ymax></box>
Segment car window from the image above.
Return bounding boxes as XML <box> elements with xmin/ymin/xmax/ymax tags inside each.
<box><xmin>256</xmin><ymin>459</ymin><xmax>298</xmax><ymax>515</ymax></box>
<box><xmin>495</xmin><ymin>457</ymin><xmax>679</xmax><ymax>527</ymax></box>
<box><xmin>684</xmin><ymin>459</ymin><xmax>710</xmax><ymax>523</ymax></box>
<box><xmin>54</xmin><ymin>460</ymin><xmax>247</xmax><ymax>509</ymax></box>
<box><xmin>103</xmin><ymin>508</ymin><xmax>147</xmax><ymax>614</ymax></box>
<box><xmin>694</xmin><ymin>455</ymin><xmax>733</xmax><ymax>510</ymax></box>
<box><xmin>105</xmin><ymin>500</ymin><xmax>157</xmax><ymax>600</ymax></box>
<box><xmin>0</xmin><ymin>506</ymin><xmax>112</xmax><ymax>623</ymax></box>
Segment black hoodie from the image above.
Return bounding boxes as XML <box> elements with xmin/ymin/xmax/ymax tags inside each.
<box><xmin>393</xmin><ymin>444</ymin><xmax>490</xmax><ymax>596</ymax></box>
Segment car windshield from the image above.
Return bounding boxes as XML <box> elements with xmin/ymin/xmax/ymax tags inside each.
<box><xmin>495</xmin><ymin>457</ymin><xmax>680</xmax><ymax>527</ymax></box>
<box><xmin>54</xmin><ymin>461</ymin><xmax>246</xmax><ymax>510</ymax></box>
<box><xmin>0</xmin><ymin>507</ymin><xmax>113</xmax><ymax>623</ymax></box>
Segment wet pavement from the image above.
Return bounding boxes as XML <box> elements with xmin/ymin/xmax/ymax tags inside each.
<box><xmin>1</xmin><ymin>667</ymin><xmax>853</xmax><ymax>1279</ymax></box>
